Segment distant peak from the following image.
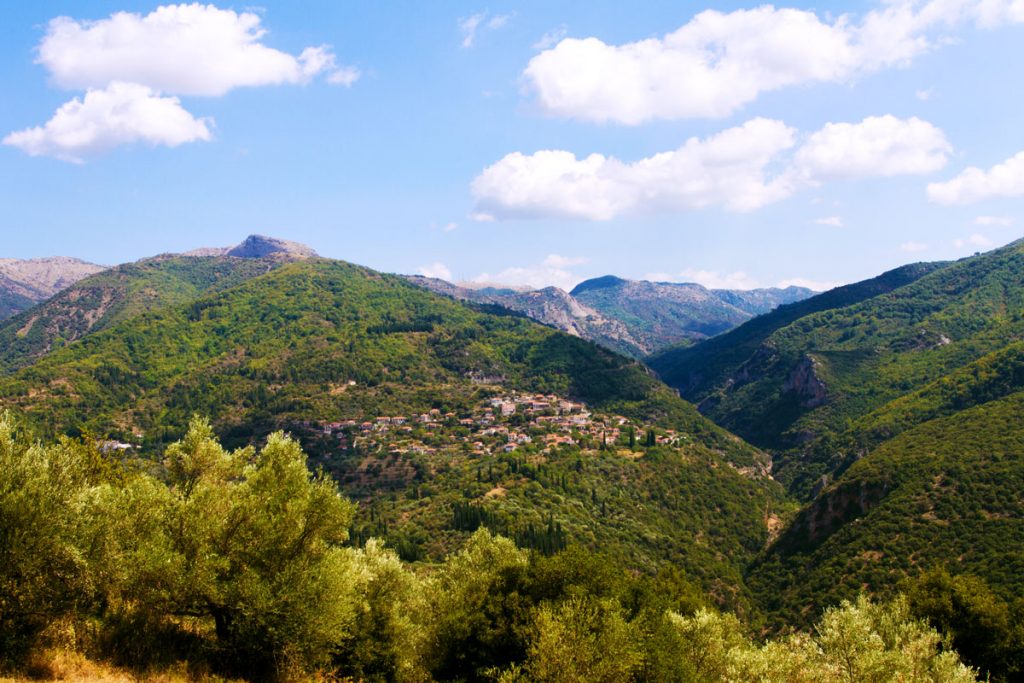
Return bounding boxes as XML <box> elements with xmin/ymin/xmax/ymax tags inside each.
<box><xmin>570</xmin><ymin>275</ymin><xmax>628</xmax><ymax>296</ymax></box>
<box><xmin>225</xmin><ymin>235</ymin><xmax>318</xmax><ymax>260</ymax></box>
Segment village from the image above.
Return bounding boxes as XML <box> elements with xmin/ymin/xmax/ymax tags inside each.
<box><xmin>292</xmin><ymin>391</ymin><xmax>689</xmax><ymax>460</ymax></box>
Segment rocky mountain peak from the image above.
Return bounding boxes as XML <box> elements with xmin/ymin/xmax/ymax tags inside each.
<box><xmin>225</xmin><ymin>235</ymin><xmax>318</xmax><ymax>259</ymax></box>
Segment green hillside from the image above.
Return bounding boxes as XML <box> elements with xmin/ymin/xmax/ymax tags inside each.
<box><xmin>0</xmin><ymin>258</ymin><xmax>756</xmax><ymax>459</ymax></box>
<box><xmin>0</xmin><ymin>283</ymin><xmax>36</xmax><ymax>320</ymax></box>
<box><xmin>648</xmin><ymin>260</ymin><xmax>945</xmax><ymax>409</ymax></box>
<box><xmin>651</xmin><ymin>241</ymin><xmax>1024</xmax><ymax>458</ymax></box>
<box><xmin>0</xmin><ymin>255</ymin><xmax>277</xmax><ymax>374</ymax></box>
<box><xmin>748</xmin><ymin>389</ymin><xmax>1024</xmax><ymax>629</ymax></box>
<box><xmin>0</xmin><ymin>256</ymin><xmax>787</xmax><ymax>616</ymax></box>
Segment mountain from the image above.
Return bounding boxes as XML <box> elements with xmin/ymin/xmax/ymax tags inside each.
<box><xmin>185</xmin><ymin>234</ymin><xmax>318</xmax><ymax>260</ymax></box>
<box><xmin>749</xmin><ymin>381</ymin><xmax>1024</xmax><ymax>629</ymax></box>
<box><xmin>0</xmin><ymin>257</ymin><xmax>105</xmax><ymax>319</ymax></box>
<box><xmin>647</xmin><ymin>260</ymin><xmax>947</xmax><ymax>441</ymax></box>
<box><xmin>404</xmin><ymin>275</ymin><xmax>646</xmax><ymax>358</ymax></box>
<box><xmin>0</xmin><ymin>236</ymin><xmax>319</xmax><ymax>374</ymax></box>
<box><xmin>694</xmin><ymin>240</ymin><xmax>1024</xmax><ymax>460</ymax></box>
<box><xmin>407</xmin><ymin>274</ymin><xmax>815</xmax><ymax>358</ymax></box>
<box><xmin>569</xmin><ymin>276</ymin><xmax>814</xmax><ymax>353</ymax></box>
<box><xmin>642</xmin><ymin>238</ymin><xmax>1024</xmax><ymax>625</ymax></box>
<box><xmin>0</xmin><ymin>255</ymin><xmax>281</xmax><ymax>374</ymax></box>
<box><xmin>0</xmin><ymin>258</ymin><xmax>759</xmax><ymax>462</ymax></box>
<box><xmin>0</xmin><ymin>256</ymin><xmax>786</xmax><ymax>610</ymax></box>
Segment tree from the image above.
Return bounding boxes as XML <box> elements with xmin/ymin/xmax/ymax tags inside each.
<box><xmin>525</xmin><ymin>596</ymin><xmax>641</xmax><ymax>683</ymax></box>
<box><xmin>111</xmin><ymin>418</ymin><xmax>359</xmax><ymax>678</ymax></box>
<box><xmin>0</xmin><ymin>413</ymin><xmax>108</xmax><ymax>660</ymax></box>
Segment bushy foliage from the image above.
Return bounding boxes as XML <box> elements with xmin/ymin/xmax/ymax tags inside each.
<box><xmin>0</xmin><ymin>415</ymin><xmax>982</xmax><ymax>681</ymax></box>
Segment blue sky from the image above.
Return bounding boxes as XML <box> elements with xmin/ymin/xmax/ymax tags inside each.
<box><xmin>2</xmin><ymin>1</ymin><xmax>1024</xmax><ymax>292</ymax></box>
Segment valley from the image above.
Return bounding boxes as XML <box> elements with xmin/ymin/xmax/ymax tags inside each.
<box><xmin>3</xmin><ymin>234</ymin><xmax>1022</xmax><ymax>681</ymax></box>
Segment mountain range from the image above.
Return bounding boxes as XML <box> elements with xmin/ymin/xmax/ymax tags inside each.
<box><xmin>4</xmin><ymin>232</ymin><xmax>1024</xmax><ymax>641</ymax></box>
<box><xmin>407</xmin><ymin>273</ymin><xmax>814</xmax><ymax>358</ymax></box>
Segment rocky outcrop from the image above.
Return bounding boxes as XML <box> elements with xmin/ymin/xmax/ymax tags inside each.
<box><xmin>783</xmin><ymin>355</ymin><xmax>828</xmax><ymax>408</ymax></box>
<box><xmin>404</xmin><ymin>276</ymin><xmax>647</xmax><ymax>358</ymax></box>
<box><xmin>186</xmin><ymin>235</ymin><xmax>318</xmax><ymax>260</ymax></box>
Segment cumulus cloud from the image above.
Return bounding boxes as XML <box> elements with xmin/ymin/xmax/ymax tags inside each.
<box><xmin>649</xmin><ymin>268</ymin><xmax>762</xmax><ymax>290</ymax></box>
<box><xmin>472</xmin><ymin>115</ymin><xmax>949</xmax><ymax>221</ymax></box>
<box><xmin>36</xmin><ymin>4</ymin><xmax>355</xmax><ymax>95</ymax></box>
<box><xmin>974</xmin><ymin>215</ymin><xmax>1014</xmax><ymax>226</ymax></box>
<box><xmin>953</xmin><ymin>233</ymin><xmax>994</xmax><ymax>249</ymax></box>
<box><xmin>795</xmin><ymin>116</ymin><xmax>951</xmax><ymax>181</ymax></box>
<box><xmin>3</xmin><ymin>82</ymin><xmax>212</xmax><ymax>163</ymax></box>
<box><xmin>417</xmin><ymin>262</ymin><xmax>453</xmax><ymax>281</ymax></box>
<box><xmin>8</xmin><ymin>4</ymin><xmax>357</xmax><ymax>161</ymax></box>
<box><xmin>472</xmin><ymin>118</ymin><xmax>799</xmax><ymax>220</ymax></box>
<box><xmin>459</xmin><ymin>11</ymin><xmax>512</xmax><ymax>48</ymax></box>
<box><xmin>542</xmin><ymin>254</ymin><xmax>588</xmax><ymax>267</ymax></box>
<box><xmin>522</xmin><ymin>2</ymin><xmax>1022</xmax><ymax>124</ymax></box>
<box><xmin>815</xmin><ymin>216</ymin><xmax>844</xmax><ymax>227</ymax></box>
<box><xmin>646</xmin><ymin>269</ymin><xmax>837</xmax><ymax>291</ymax></box>
<box><xmin>472</xmin><ymin>255</ymin><xmax>586</xmax><ymax>291</ymax></box>
<box><xmin>900</xmin><ymin>241</ymin><xmax>930</xmax><ymax>252</ymax></box>
<box><xmin>928</xmin><ymin>151</ymin><xmax>1024</xmax><ymax>204</ymax></box>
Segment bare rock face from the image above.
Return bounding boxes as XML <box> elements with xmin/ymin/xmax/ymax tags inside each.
<box><xmin>0</xmin><ymin>257</ymin><xmax>106</xmax><ymax>319</ymax></box>
<box><xmin>404</xmin><ymin>276</ymin><xmax>647</xmax><ymax>358</ymax></box>
<box><xmin>225</xmin><ymin>235</ymin><xmax>318</xmax><ymax>260</ymax></box>
<box><xmin>0</xmin><ymin>257</ymin><xmax>106</xmax><ymax>299</ymax></box>
<box><xmin>783</xmin><ymin>355</ymin><xmax>828</xmax><ymax>408</ymax></box>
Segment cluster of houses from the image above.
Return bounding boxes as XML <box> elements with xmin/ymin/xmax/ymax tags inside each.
<box><xmin>293</xmin><ymin>391</ymin><xmax>688</xmax><ymax>459</ymax></box>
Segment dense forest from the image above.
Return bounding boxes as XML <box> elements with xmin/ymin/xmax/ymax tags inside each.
<box><xmin>1</xmin><ymin>413</ymin><xmax>1007</xmax><ymax>682</ymax></box>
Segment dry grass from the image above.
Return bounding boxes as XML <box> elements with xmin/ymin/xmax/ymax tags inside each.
<box><xmin>1</xmin><ymin>649</ymin><xmax>243</xmax><ymax>683</ymax></box>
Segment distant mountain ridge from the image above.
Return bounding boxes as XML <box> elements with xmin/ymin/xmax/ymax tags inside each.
<box><xmin>0</xmin><ymin>256</ymin><xmax>105</xmax><ymax>319</ymax></box>
<box><xmin>407</xmin><ymin>274</ymin><xmax>815</xmax><ymax>358</ymax></box>
<box><xmin>0</xmin><ymin>235</ymin><xmax>318</xmax><ymax>374</ymax></box>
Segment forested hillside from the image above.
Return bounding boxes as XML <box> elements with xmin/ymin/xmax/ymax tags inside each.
<box><xmin>0</xmin><ymin>414</ymin><xmax>987</xmax><ymax>682</ymax></box>
<box><xmin>0</xmin><ymin>256</ymin><xmax>279</xmax><ymax>374</ymax></box>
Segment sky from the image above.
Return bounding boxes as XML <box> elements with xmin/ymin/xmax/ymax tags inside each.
<box><xmin>2</xmin><ymin>1</ymin><xmax>1024</xmax><ymax>292</ymax></box>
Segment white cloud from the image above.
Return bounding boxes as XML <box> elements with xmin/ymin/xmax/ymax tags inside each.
<box><xmin>815</xmin><ymin>216</ymin><xmax>844</xmax><ymax>227</ymax></box>
<box><xmin>522</xmin><ymin>2</ymin><xmax>1022</xmax><ymax>124</ymax></box>
<box><xmin>900</xmin><ymin>241</ymin><xmax>930</xmax><ymax>252</ymax></box>
<box><xmin>472</xmin><ymin>118</ymin><xmax>799</xmax><ymax>220</ymax></box>
<box><xmin>542</xmin><ymin>254</ymin><xmax>588</xmax><ymax>268</ymax></box>
<box><xmin>533</xmin><ymin>25</ymin><xmax>568</xmax><ymax>50</ymax></box>
<box><xmin>3</xmin><ymin>82</ymin><xmax>212</xmax><ymax>163</ymax></box>
<box><xmin>645</xmin><ymin>269</ymin><xmax>838</xmax><ymax>291</ymax></box>
<box><xmin>915</xmin><ymin>88</ymin><xmax>934</xmax><ymax>101</ymax></box>
<box><xmin>459</xmin><ymin>11</ymin><xmax>512</xmax><ymax>48</ymax></box>
<box><xmin>443</xmin><ymin>222</ymin><xmax>459</xmax><ymax>232</ymax></box>
<box><xmin>655</xmin><ymin>268</ymin><xmax>763</xmax><ymax>290</ymax></box>
<box><xmin>417</xmin><ymin>262</ymin><xmax>453</xmax><ymax>281</ymax></box>
<box><xmin>953</xmin><ymin>233</ymin><xmax>994</xmax><ymax>249</ymax></box>
<box><xmin>974</xmin><ymin>215</ymin><xmax>1014</xmax><ymax>226</ymax></box>
<box><xmin>795</xmin><ymin>115</ymin><xmax>951</xmax><ymax>181</ymax></box>
<box><xmin>36</xmin><ymin>4</ymin><xmax>355</xmax><ymax>96</ymax></box>
<box><xmin>472</xmin><ymin>115</ymin><xmax>949</xmax><ymax>221</ymax></box>
<box><xmin>472</xmin><ymin>265</ymin><xmax>578</xmax><ymax>291</ymax></box>
<box><xmin>927</xmin><ymin>151</ymin><xmax>1024</xmax><ymax>204</ymax></box>
<box><xmin>326</xmin><ymin>65</ymin><xmax>361</xmax><ymax>87</ymax></box>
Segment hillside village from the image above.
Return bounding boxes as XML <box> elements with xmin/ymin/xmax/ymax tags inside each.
<box><xmin>291</xmin><ymin>391</ymin><xmax>690</xmax><ymax>464</ymax></box>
